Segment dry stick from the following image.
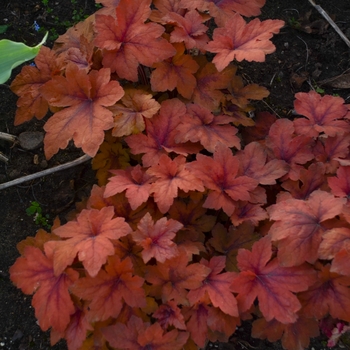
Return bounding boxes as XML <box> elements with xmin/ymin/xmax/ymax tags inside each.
<box><xmin>0</xmin><ymin>132</ymin><xmax>17</xmax><ymax>164</ymax></box>
<box><xmin>0</xmin><ymin>132</ymin><xmax>17</xmax><ymax>143</ymax></box>
<box><xmin>0</xmin><ymin>152</ymin><xmax>9</xmax><ymax>163</ymax></box>
<box><xmin>308</xmin><ymin>0</ymin><xmax>350</xmax><ymax>48</ymax></box>
<box><xmin>0</xmin><ymin>154</ymin><xmax>92</xmax><ymax>191</ymax></box>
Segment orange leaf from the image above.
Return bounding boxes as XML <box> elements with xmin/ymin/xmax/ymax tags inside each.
<box><xmin>230</xmin><ymin>201</ymin><xmax>268</xmax><ymax>226</ymax></box>
<box><xmin>265</xmin><ymin>118</ymin><xmax>314</xmax><ymax>181</ymax></box>
<box><xmin>71</xmin><ymin>255</ymin><xmax>146</xmax><ymax>321</ymax></box>
<box><xmin>206</xmin><ymin>14</ymin><xmax>284</xmax><ymax>71</ymax></box>
<box><xmin>206</xmin><ymin>306</ymin><xmax>240</xmax><ymax>341</ymax></box>
<box><xmin>63</xmin><ymin>305</ymin><xmax>94</xmax><ymax>350</ymax></box>
<box><xmin>102</xmin><ymin>315</ymin><xmax>189</xmax><ymax>350</ymax></box>
<box><xmin>331</xmin><ymin>248</ymin><xmax>350</xmax><ymax>277</ymax></box>
<box><xmin>147</xmin><ymin>154</ymin><xmax>205</xmax><ymax>213</ymax></box>
<box><xmin>208</xmin><ymin>0</ymin><xmax>266</xmax><ymax>25</ymax></box>
<box><xmin>95</xmin><ymin>0</ymin><xmax>120</xmax><ymax>15</ymax></box>
<box><xmin>268</xmin><ymin>190</ymin><xmax>346</xmax><ymax>267</ymax></box>
<box><xmin>16</xmin><ymin>222</ymin><xmax>61</xmax><ymax>255</ymax></box>
<box><xmin>299</xmin><ymin>263</ymin><xmax>350</xmax><ymax>322</ymax></box>
<box><xmin>164</xmin><ymin>10</ymin><xmax>209</xmax><ymax>50</ymax></box>
<box><xmin>153</xmin><ymin>301</ymin><xmax>187</xmax><ymax>330</ymax></box>
<box><xmin>183</xmin><ymin>303</ymin><xmax>209</xmax><ymax>347</ymax></box>
<box><xmin>252</xmin><ymin>316</ymin><xmax>319</xmax><ymax>350</ymax></box>
<box><xmin>94</xmin><ymin>0</ymin><xmax>176</xmax><ymax>81</ymax></box>
<box><xmin>208</xmin><ymin>222</ymin><xmax>260</xmax><ymax>272</ymax></box>
<box><xmin>114</xmin><ymin>236</ymin><xmax>145</xmax><ymax>276</ymax></box>
<box><xmin>237</xmin><ymin>141</ymin><xmax>289</xmax><ymax>185</ymax></box>
<box><xmin>187</xmin><ymin>256</ymin><xmax>238</xmax><ymax>316</ymax></box>
<box><xmin>125</xmin><ymin>98</ymin><xmax>202</xmax><ymax>167</ymax></box>
<box><xmin>227</xmin><ymin>75</ymin><xmax>269</xmax><ymax>109</ymax></box>
<box><xmin>41</xmin><ymin>64</ymin><xmax>124</xmax><ymax>159</ymax></box>
<box><xmin>49</xmin><ymin>206</ymin><xmax>132</xmax><ymax>277</ymax></box>
<box><xmin>313</xmin><ymin>134</ymin><xmax>350</xmax><ymax>173</ymax></box>
<box><xmin>175</xmin><ymin>103</ymin><xmax>241</xmax><ymax>152</ymax></box>
<box><xmin>188</xmin><ymin>144</ymin><xmax>258</xmax><ymax>216</ymax></box>
<box><xmin>169</xmin><ymin>195</ymin><xmax>216</xmax><ymax>241</ymax></box>
<box><xmin>133</xmin><ymin>212</ymin><xmax>183</xmax><ymax>263</ymax></box>
<box><xmin>87</xmin><ymin>185</ymin><xmax>154</xmax><ymax>228</ymax></box>
<box><xmin>145</xmin><ymin>249</ymin><xmax>211</xmax><ymax>304</ymax></box>
<box><xmin>319</xmin><ymin>227</ymin><xmax>350</xmax><ymax>276</ymax></box>
<box><xmin>231</xmin><ymin>236</ymin><xmax>317</xmax><ymax>323</ymax></box>
<box><xmin>151</xmin><ymin>0</ymin><xmax>186</xmax><ymax>25</ymax></box>
<box><xmin>178</xmin><ymin>0</ymin><xmax>266</xmax><ymax>24</ymax></box>
<box><xmin>151</xmin><ymin>42</ymin><xmax>199</xmax><ymax>99</ymax></box>
<box><xmin>294</xmin><ymin>91</ymin><xmax>350</xmax><ymax>137</ymax></box>
<box><xmin>192</xmin><ymin>58</ymin><xmax>236</xmax><ymax>110</ymax></box>
<box><xmin>10</xmin><ymin>246</ymin><xmax>78</xmax><ymax>332</ymax></box>
<box><xmin>104</xmin><ymin>165</ymin><xmax>153</xmax><ymax>210</ymax></box>
<box><xmin>281</xmin><ymin>162</ymin><xmax>327</xmax><ymax>200</ymax></box>
<box><xmin>10</xmin><ymin>46</ymin><xmax>62</xmax><ymax>125</ymax></box>
<box><xmin>328</xmin><ymin>165</ymin><xmax>350</xmax><ymax>198</ymax></box>
<box><xmin>110</xmin><ymin>88</ymin><xmax>161</xmax><ymax>137</ymax></box>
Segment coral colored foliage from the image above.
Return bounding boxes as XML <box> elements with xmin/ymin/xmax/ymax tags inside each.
<box><xmin>41</xmin><ymin>64</ymin><xmax>124</xmax><ymax>159</ymax></box>
<box><xmin>9</xmin><ymin>0</ymin><xmax>350</xmax><ymax>350</ymax></box>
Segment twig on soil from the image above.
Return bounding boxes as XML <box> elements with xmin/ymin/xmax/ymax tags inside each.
<box><xmin>0</xmin><ymin>151</ymin><xmax>9</xmax><ymax>163</ymax></box>
<box><xmin>307</xmin><ymin>0</ymin><xmax>350</xmax><ymax>48</ymax></box>
<box><xmin>317</xmin><ymin>67</ymin><xmax>350</xmax><ymax>85</ymax></box>
<box><xmin>0</xmin><ymin>133</ymin><xmax>14</xmax><ymax>163</ymax></box>
<box><xmin>0</xmin><ymin>131</ymin><xmax>17</xmax><ymax>143</ymax></box>
<box><xmin>0</xmin><ymin>154</ymin><xmax>92</xmax><ymax>190</ymax></box>
<box><xmin>260</xmin><ymin>99</ymin><xmax>282</xmax><ymax>119</ymax></box>
<box><xmin>296</xmin><ymin>36</ymin><xmax>309</xmax><ymax>69</ymax></box>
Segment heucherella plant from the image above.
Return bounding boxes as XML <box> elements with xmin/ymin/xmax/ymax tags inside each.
<box><xmin>8</xmin><ymin>1</ymin><xmax>350</xmax><ymax>350</ymax></box>
<box><xmin>0</xmin><ymin>31</ymin><xmax>48</xmax><ymax>84</ymax></box>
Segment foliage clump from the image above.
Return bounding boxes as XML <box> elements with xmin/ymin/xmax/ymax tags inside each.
<box><xmin>9</xmin><ymin>0</ymin><xmax>350</xmax><ymax>349</ymax></box>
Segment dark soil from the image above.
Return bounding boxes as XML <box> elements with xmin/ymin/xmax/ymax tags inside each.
<box><xmin>0</xmin><ymin>0</ymin><xmax>350</xmax><ymax>349</ymax></box>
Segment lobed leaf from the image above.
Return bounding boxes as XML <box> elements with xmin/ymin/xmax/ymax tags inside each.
<box><xmin>175</xmin><ymin>103</ymin><xmax>241</xmax><ymax>152</ymax></box>
<box><xmin>71</xmin><ymin>255</ymin><xmax>146</xmax><ymax>321</ymax></box>
<box><xmin>252</xmin><ymin>316</ymin><xmax>319</xmax><ymax>350</ymax></box>
<box><xmin>187</xmin><ymin>256</ymin><xmax>238</xmax><ymax>316</ymax></box>
<box><xmin>94</xmin><ymin>0</ymin><xmax>176</xmax><ymax>81</ymax></box>
<box><xmin>50</xmin><ymin>206</ymin><xmax>132</xmax><ymax>277</ymax></box>
<box><xmin>231</xmin><ymin>236</ymin><xmax>317</xmax><ymax>323</ymax></box>
<box><xmin>206</xmin><ymin>14</ymin><xmax>284</xmax><ymax>71</ymax></box>
<box><xmin>41</xmin><ymin>64</ymin><xmax>124</xmax><ymax>159</ymax></box>
<box><xmin>10</xmin><ymin>246</ymin><xmax>78</xmax><ymax>332</ymax></box>
<box><xmin>299</xmin><ymin>263</ymin><xmax>350</xmax><ymax>322</ymax></box>
<box><xmin>133</xmin><ymin>212</ymin><xmax>183</xmax><ymax>263</ymax></box>
<box><xmin>110</xmin><ymin>88</ymin><xmax>161</xmax><ymax>137</ymax></box>
<box><xmin>102</xmin><ymin>316</ymin><xmax>189</xmax><ymax>350</ymax></box>
<box><xmin>10</xmin><ymin>46</ymin><xmax>61</xmax><ymax>125</ymax></box>
<box><xmin>268</xmin><ymin>190</ymin><xmax>346</xmax><ymax>267</ymax></box>
<box><xmin>187</xmin><ymin>143</ymin><xmax>259</xmax><ymax>216</ymax></box>
<box><xmin>126</xmin><ymin>98</ymin><xmax>201</xmax><ymax>167</ymax></box>
<box><xmin>294</xmin><ymin>91</ymin><xmax>350</xmax><ymax>137</ymax></box>
<box><xmin>151</xmin><ymin>42</ymin><xmax>199</xmax><ymax>99</ymax></box>
<box><xmin>147</xmin><ymin>154</ymin><xmax>205</xmax><ymax>213</ymax></box>
<box><xmin>104</xmin><ymin>164</ymin><xmax>153</xmax><ymax>210</ymax></box>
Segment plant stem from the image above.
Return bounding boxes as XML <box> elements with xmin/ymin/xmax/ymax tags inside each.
<box><xmin>0</xmin><ymin>154</ymin><xmax>92</xmax><ymax>190</ymax></box>
<box><xmin>308</xmin><ymin>0</ymin><xmax>350</xmax><ymax>48</ymax></box>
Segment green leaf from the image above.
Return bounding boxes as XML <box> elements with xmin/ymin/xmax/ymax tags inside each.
<box><xmin>0</xmin><ymin>25</ymin><xmax>8</xmax><ymax>34</ymax></box>
<box><xmin>26</xmin><ymin>207</ymin><xmax>36</xmax><ymax>215</ymax></box>
<box><xmin>0</xmin><ymin>32</ymin><xmax>48</xmax><ymax>84</ymax></box>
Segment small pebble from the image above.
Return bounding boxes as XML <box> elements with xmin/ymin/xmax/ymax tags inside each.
<box><xmin>40</xmin><ymin>160</ymin><xmax>48</xmax><ymax>169</ymax></box>
<box><xmin>18</xmin><ymin>131</ymin><xmax>44</xmax><ymax>150</ymax></box>
<box><xmin>33</xmin><ymin>154</ymin><xmax>39</xmax><ymax>165</ymax></box>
